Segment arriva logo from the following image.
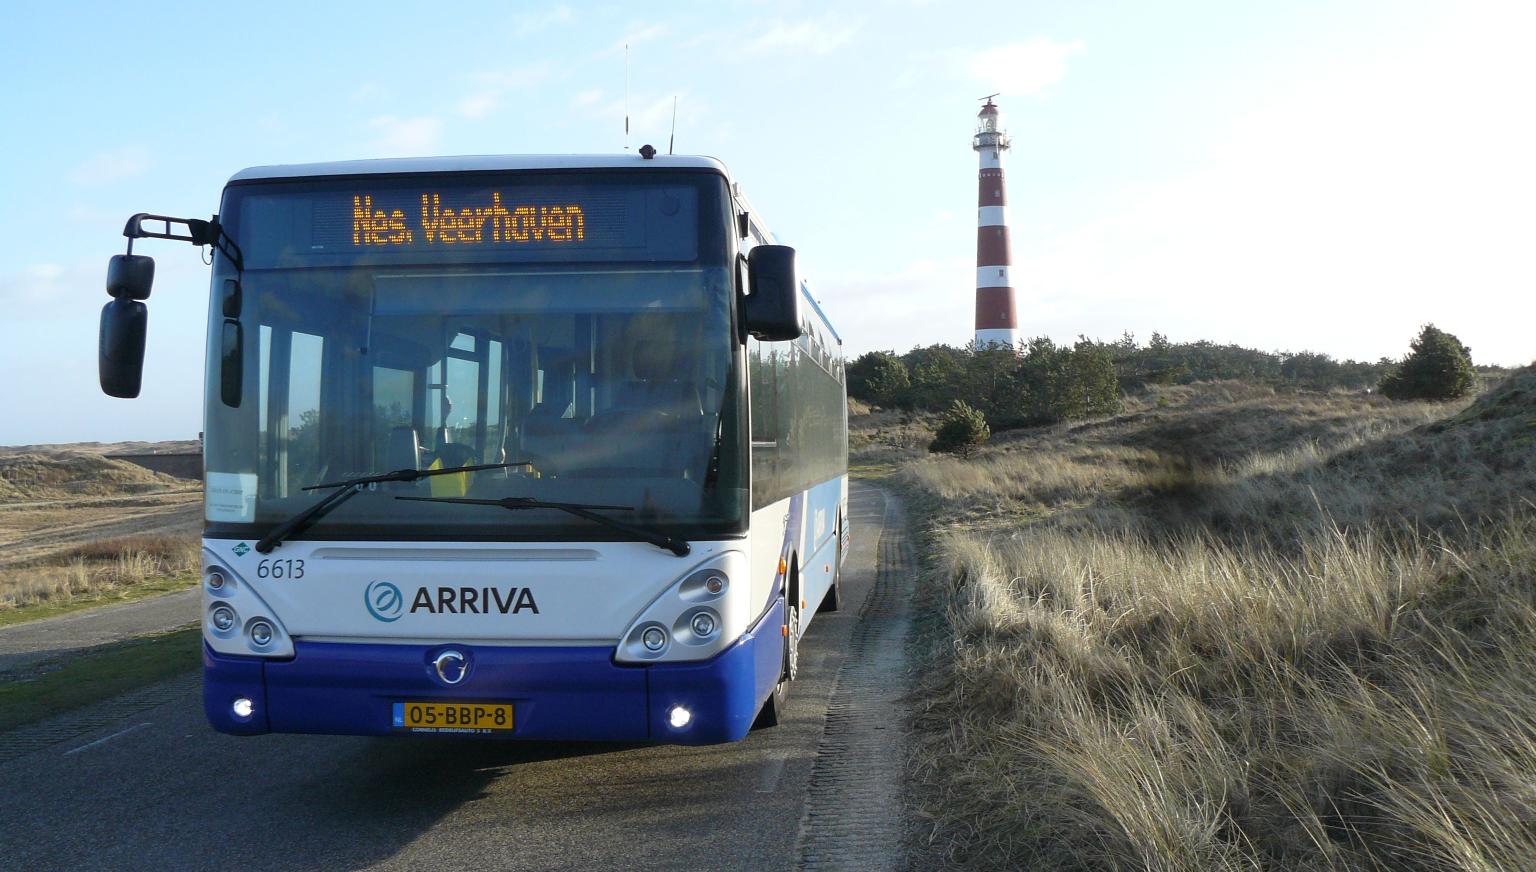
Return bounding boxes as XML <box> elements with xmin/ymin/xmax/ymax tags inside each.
<box><xmin>365</xmin><ymin>580</ymin><xmax>404</xmax><ymax>622</ymax></box>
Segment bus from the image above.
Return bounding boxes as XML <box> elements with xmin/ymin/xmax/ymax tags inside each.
<box><xmin>96</xmin><ymin>153</ymin><xmax>849</xmax><ymax>744</ymax></box>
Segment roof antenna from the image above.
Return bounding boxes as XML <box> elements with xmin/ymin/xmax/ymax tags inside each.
<box><xmin>623</xmin><ymin>45</ymin><xmax>631</xmax><ymax>151</ymax></box>
<box><xmin>668</xmin><ymin>96</ymin><xmax>678</xmax><ymax>155</ymax></box>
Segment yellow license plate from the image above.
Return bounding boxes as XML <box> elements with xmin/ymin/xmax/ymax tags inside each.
<box><xmin>394</xmin><ymin>701</ymin><xmax>514</xmax><ymax>731</ymax></box>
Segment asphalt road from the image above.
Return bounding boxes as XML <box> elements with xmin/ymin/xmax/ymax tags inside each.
<box><xmin>0</xmin><ymin>589</ymin><xmax>199</xmax><ymax>676</ymax></box>
<box><xmin>0</xmin><ymin>481</ymin><xmax>897</xmax><ymax>872</ymax></box>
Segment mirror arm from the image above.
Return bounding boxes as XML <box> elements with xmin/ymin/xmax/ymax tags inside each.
<box><xmin>122</xmin><ymin>212</ymin><xmax>244</xmax><ymax>274</ymax></box>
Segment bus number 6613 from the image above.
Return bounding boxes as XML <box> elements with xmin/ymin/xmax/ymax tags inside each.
<box><xmin>257</xmin><ymin>559</ymin><xmax>304</xmax><ymax>579</ymax></box>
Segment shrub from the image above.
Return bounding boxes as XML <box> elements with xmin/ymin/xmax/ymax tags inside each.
<box><xmin>848</xmin><ymin>351</ymin><xmax>910</xmax><ymax>407</ymax></box>
<box><xmin>1379</xmin><ymin>324</ymin><xmax>1475</xmax><ymax>401</ymax></box>
<box><xmin>905</xmin><ymin>344</ymin><xmax>970</xmax><ymax>410</ymax></box>
<box><xmin>929</xmin><ymin>400</ymin><xmax>990</xmax><ymax>456</ymax></box>
<box><xmin>990</xmin><ymin>338</ymin><xmax>1122</xmax><ymax>428</ymax></box>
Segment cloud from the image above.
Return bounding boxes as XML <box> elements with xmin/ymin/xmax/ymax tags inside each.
<box><xmin>572</xmin><ymin>88</ymin><xmax>604</xmax><ymax>108</ymax></box>
<box><xmin>367</xmin><ymin>115</ymin><xmax>445</xmax><ymax>156</ymax></box>
<box><xmin>0</xmin><ymin>252</ymin><xmax>211</xmax><ymax>315</ymax></box>
<box><xmin>452</xmin><ymin>64</ymin><xmax>552</xmax><ymax>119</ymax></box>
<box><xmin>744</xmin><ymin>15</ymin><xmax>860</xmax><ymax>55</ymax></box>
<box><xmin>456</xmin><ymin>93</ymin><xmax>498</xmax><ymax>119</ymax></box>
<box><xmin>825</xmin><ymin>256</ymin><xmax>976</xmax><ymax>355</ymax></box>
<box><xmin>0</xmin><ymin>263</ymin><xmax>69</xmax><ymax>307</ymax></box>
<box><xmin>512</xmin><ymin>5</ymin><xmax>572</xmax><ymax>36</ymax></box>
<box><xmin>612</xmin><ymin>23</ymin><xmax>667</xmax><ymax>52</ymax></box>
<box><xmin>69</xmin><ymin>148</ymin><xmax>150</xmax><ymax>186</ymax></box>
<box><xmin>967</xmin><ymin>38</ymin><xmax>1084</xmax><ymax>96</ymax></box>
<box><xmin>598</xmin><ymin>92</ymin><xmax>702</xmax><ymax>147</ymax></box>
<box><xmin>1002</xmin><ymin>33</ymin><xmax>1536</xmax><ymax>366</ymax></box>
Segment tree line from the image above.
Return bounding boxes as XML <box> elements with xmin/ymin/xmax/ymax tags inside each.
<box><xmin>851</xmin><ymin>326</ymin><xmax>1479</xmax><ymax>453</ymax></box>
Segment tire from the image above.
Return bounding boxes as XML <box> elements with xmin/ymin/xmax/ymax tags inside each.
<box><xmin>754</xmin><ymin>593</ymin><xmax>800</xmax><ymax>729</ymax></box>
<box><xmin>819</xmin><ymin>527</ymin><xmax>843</xmax><ymax>614</ymax></box>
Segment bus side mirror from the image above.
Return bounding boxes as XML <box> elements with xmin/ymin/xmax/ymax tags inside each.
<box><xmin>100</xmin><ymin>297</ymin><xmax>148</xmax><ymax>398</ymax></box>
<box><xmin>107</xmin><ymin>254</ymin><xmax>155</xmax><ymax>300</ymax></box>
<box><xmin>100</xmin><ymin>253</ymin><xmax>156</xmax><ymax>398</ymax></box>
<box><xmin>743</xmin><ymin>245</ymin><xmax>803</xmax><ymax>342</ymax></box>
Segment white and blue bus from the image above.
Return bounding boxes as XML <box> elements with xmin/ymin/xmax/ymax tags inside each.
<box><xmin>97</xmin><ymin>154</ymin><xmax>848</xmax><ymax>744</ymax></box>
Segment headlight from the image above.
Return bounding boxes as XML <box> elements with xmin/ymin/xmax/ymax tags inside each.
<box><xmin>616</xmin><ymin>554</ymin><xmax>746</xmax><ymax>664</ymax></box>
<box><xmin>210</xmin><ymin>605</ymin><xmax>237</xmax><ymax>633</ymax></box>
<box><xmin>248</xmin><ymin>620</ymin><xmax>275</xmax><ymax>647</ymax></box>
<box><xmin>202</xmin><ymin>549</ymin><xmax>295</xmax><ymax>658</ymax></box>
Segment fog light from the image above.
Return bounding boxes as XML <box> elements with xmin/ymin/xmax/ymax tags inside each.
<box><xmin>232</xmin><ymin>697</ymin><xmax>254</xmax><ymax>719</ymax></box>
<box><xmin>206</xmin><ymin>570</ymin><xmax>227</xmax><ymax>591</ymax></box>
<box><xmin>668</xmin><ymin>705</ymin><xmax>692</xmax><ymax>729</ymax></box>
<box><xmin>642</xmin><ymin>626</ymin><xmax>668</xmax><ymax>652</ymax></box>
<box><xmin>249</xmin><ymin>620</ymin><xmax>274</xmax><ymax>647</ymax></box>
<box><xmin>690</xmin><ymin>612</ymin><xmax>717</xmax><ymax>637</ymax></box>
<box><xmin>704</xmin><ymin>575</ymin><xmax>725</xmax><ymax>595</ymax></box>
<box><xmin>211</xmin><ymin>605</ymin><xmax>236</xmax><ymax>632</ymax></box>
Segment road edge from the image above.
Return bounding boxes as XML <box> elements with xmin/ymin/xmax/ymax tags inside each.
<box><xmin>792</xmin><ymin>485</ymin><xmax>918</xmax><ymax>870</ymax></box>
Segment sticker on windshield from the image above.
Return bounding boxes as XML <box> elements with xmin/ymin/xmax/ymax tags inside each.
<box><xmin>207</xmin><ymin>472</ymin><xmax>258</xmax><ymax>523</ymax></box>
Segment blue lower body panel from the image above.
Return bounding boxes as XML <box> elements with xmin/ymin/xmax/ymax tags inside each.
<box><xmin>203</xmin><ymin>598</ymin><xmax>787</xmax><ymax>746</ymax></box>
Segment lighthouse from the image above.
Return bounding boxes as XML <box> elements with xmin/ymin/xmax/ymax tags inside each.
<box><xmin>973</xmin><ymin>96</ymin><xmax>1020</xmax><ymax>349</ymax></box>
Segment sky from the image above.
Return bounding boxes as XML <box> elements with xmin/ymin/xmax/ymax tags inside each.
<box><xmin>1</xmin><ymin>0</ymin><xmax>1532</xmax><ymax>444</ymax></box>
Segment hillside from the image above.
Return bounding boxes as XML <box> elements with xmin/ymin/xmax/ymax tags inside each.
<box><xmin>891</xmin><ymin>369</ymin><xmax>1536</xmax><ymax>870</ymax></box>
<box><xmin>0</xmin><ymin>452</ymin><xmax>191</xmax><ymax>502</ymax></box>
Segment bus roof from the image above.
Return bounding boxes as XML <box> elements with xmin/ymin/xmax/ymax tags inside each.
<box><xmin>228</xmin><ymin>154</ymin><xmax>729</xmax><ymax>183</ymax></box>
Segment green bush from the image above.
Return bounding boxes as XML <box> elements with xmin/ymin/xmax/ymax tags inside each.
<box><xmin>905</xmin><ymin>344</ymin><xmax>970</xmax><ymax>410</ymax></box>
<box><xmin>929</xmin><ymin>400</ymin><xmax>990</xmax><ymax>456</ymax></box>
<box><xmin>847</xmin><ymin>351</ymin><xmax>910</xmax><ymax>407</ymax></box>
<box><xmin>1379</xmin><ymin>324</ymin><xmax>1475</xmax><ymax>401</ymax></box>
<box><xmin>989</xmin><ymin>338</ymin><xmax>1122</xmax><ymax>428</ymax></box>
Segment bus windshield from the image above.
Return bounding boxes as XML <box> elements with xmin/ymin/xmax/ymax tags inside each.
<box><xmin>202</xmin><ymin>171</ymin><xmax>746</xmax><ymax>542</ymax></box>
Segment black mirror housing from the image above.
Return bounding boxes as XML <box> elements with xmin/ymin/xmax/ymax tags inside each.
<box><xmin>100</xmin><ymin>297</ymin><xmax>148</xmax><ymax>398</ymax></box>
<box><xmin>106</xmin><ymin>254</ymin><xmax>155</xmax><ymax>301</ymax></box>
<box><xmin>743</xmin><ymin>245</ymin><xmax>803</xmax><ymax>342</ymax></box>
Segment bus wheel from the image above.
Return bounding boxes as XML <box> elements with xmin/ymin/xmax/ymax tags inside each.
<box><xmin>754</xmin><ymin>594</ymin><xmax>799</xmax><ymax>728</ymax></box>
<box><xmin>819</xmin><ymin>527</ymin><xmax>842</xmax><ymax>613</ymax></box>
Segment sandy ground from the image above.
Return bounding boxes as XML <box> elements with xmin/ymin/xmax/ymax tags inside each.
<box><xmin>0</xmin><ymin>491</ymin><xmax>202</xmax><ymax>570</ymax></box>
<box><xmin>0</xmin><ymin>440</ymin><xmax>202</xmax><ymax>457</ymax></box>
<box><xmin>0</xmin><ymin>440</ymin><xmax>203</xmax><ymax>572</ymax></box>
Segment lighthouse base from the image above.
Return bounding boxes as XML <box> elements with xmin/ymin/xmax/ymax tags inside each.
<box><xmin>974</xmin><ymin>328</ymin><xmax>1019</xmax><ymax>350</ymax></box>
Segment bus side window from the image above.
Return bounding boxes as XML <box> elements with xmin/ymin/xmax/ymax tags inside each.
<box><xmin>748</xmin><ymin>336</ymin><xmax>778</xmax><ymax>509</ymax></box>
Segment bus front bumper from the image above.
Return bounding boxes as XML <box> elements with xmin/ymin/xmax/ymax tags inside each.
<box><xmin>202</xmin><ymin>598</ymin><xmax>786</xmax><ymax>746</ymax></box>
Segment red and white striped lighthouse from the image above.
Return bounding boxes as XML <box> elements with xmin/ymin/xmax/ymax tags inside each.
<box><xmin>973</xmin><ymin>96</ymin><xmax>1019</xmax><ymax>349</ymax></box>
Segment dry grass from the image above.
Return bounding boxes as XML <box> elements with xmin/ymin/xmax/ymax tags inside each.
<box><xmin>0</xmin><ymin>533</ymin><xmax>200</xmax><ymax>611</ymax></box>
<box><xmin>903</xmin><ymin>369</ymin><xmax>1536</xmax><ymax>870</ymax></box>
<box><xmin>0</xmin><ymin>451</ymin><xmax>188</xmax><ymax>501</ymax></box>
<box><xmin>850</xmin><ymin>405</ymin><xmax>937</xmax><ymax>470</ymax></box>
<box><xmin>0</xmin><ymin>448</ymin><xmax>203</xmax><ymax>618</ymax></box>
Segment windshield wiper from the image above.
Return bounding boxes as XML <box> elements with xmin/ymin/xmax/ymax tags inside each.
<box><xmin>255</xmin><ymin>461</ymin><xmax>532</xmax><ymax>554</ymax></box>
<box><xmin>396</xmin><ymin>496</ymin><xmax>692</xmax><ymax>557</ymax></box>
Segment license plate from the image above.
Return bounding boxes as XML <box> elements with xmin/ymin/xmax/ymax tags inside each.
<box><xmin>392</xmin><ymin>701</ymin><xmax>514</xmax><ymax>732</ymax></box>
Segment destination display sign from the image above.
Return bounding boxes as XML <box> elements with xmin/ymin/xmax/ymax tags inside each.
<box><xmin>352</xmin><ymin>194</ymin><xmax>588</xmax><ymax>247</ymax></box>
<box><xmin>231</xmin><ymin>179</ymin><xmax>699</xmax><ymax>268</ymax></box>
